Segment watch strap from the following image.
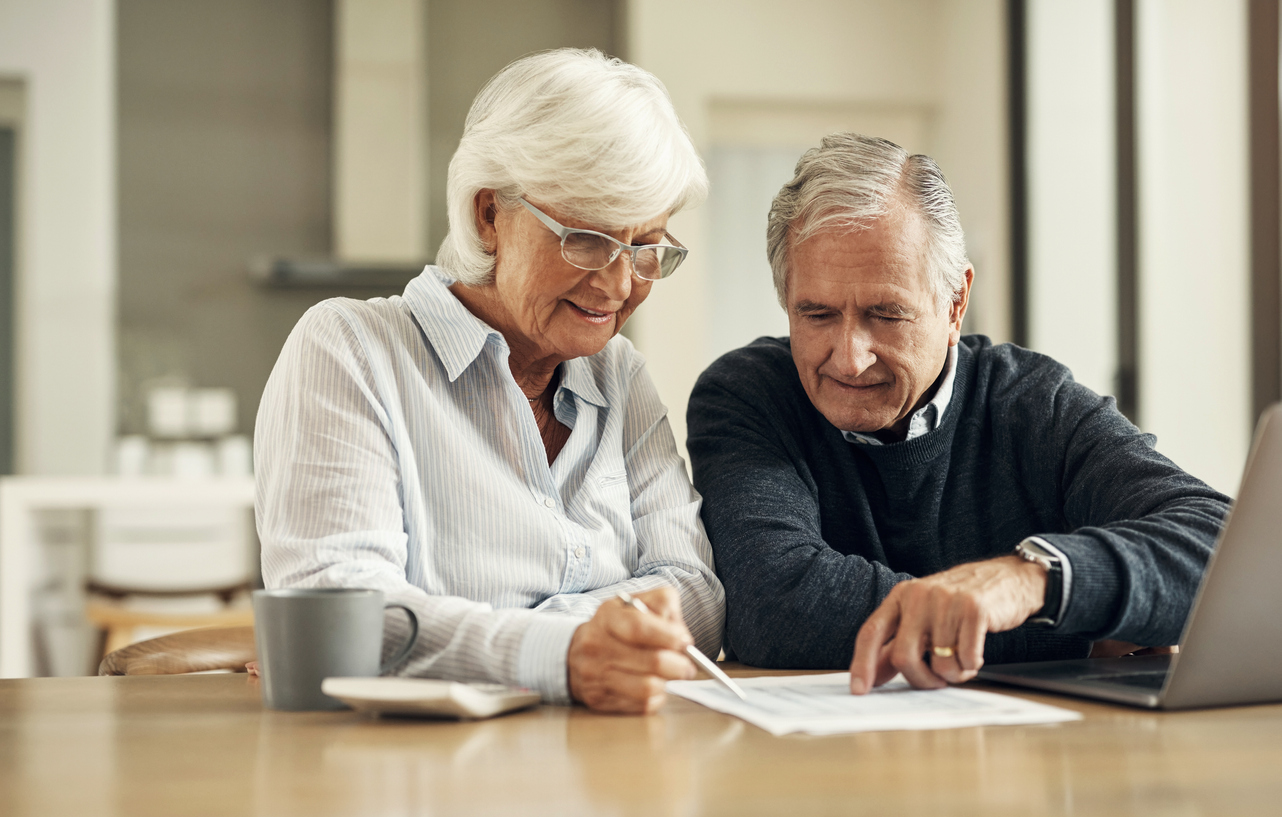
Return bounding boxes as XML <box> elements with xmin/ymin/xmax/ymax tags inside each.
<box><xmin>1016</xmin><ymin>536</ymin><xmax>1072</xmax><ymax>628</ymax></box>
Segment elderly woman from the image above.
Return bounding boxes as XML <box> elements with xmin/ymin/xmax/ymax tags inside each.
<box><xmin>254</xmin><ymin>49</ymin><xmax>723</xmax><ymax>713</ymax></box>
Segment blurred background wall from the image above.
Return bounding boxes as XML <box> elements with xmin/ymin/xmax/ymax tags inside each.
<box><xmin>0</xmin><ymin>0</ymin><xmax>1273</xmax><ymax>490</ymax></box>
<box><xmin>116</xmin><ymin>1</ymin><xmax>335</xmax><ymax>439</ymax></box>
<box><xmin>0</xmin><ymin>0</ymin><xmax>114</xmax><ymax>476</ymax></box>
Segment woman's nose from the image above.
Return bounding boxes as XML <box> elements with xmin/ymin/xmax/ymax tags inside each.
<box><xmin>593</xmin><ymin>252</ymin><xmax>634</xmax><ymax>302</ymax></box>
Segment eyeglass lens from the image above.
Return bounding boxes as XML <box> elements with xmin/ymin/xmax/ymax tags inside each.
<box><xmin>561</xmin><ymin>232</ymin><xmax>684</xmax><ymax>280</ymax></box>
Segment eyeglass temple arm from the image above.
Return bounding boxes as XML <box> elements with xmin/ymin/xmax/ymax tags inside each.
<box><xmin>518</xmin><ymin>197</ymin><xmax>574</xmax><ymax>239</ymax></box>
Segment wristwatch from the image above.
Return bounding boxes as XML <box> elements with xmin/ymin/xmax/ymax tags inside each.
<box><xmin>1015</xmin><ymin>537</ymin><xmax>1071</xmax><ymax>627</ymax></box>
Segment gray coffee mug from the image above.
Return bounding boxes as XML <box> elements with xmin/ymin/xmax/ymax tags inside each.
<box><xmin>252</xmin><ymin>588</ymin><xmax>419</xmax><ymax>711</ymax></box>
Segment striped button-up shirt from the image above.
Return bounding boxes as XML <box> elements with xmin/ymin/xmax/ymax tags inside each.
<box><xmin>255</xmin><ymin>266</ymin><xmax>724</xmax><ymax>703</ymax></box>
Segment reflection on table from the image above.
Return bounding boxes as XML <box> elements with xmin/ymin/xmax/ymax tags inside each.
<box><xmin>3</xmin><ymin>668</ymin><xmax>1282</xmax><ymax>816</ymax></box>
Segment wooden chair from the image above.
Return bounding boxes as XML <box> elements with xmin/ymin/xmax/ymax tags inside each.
<box><xmin>98</xmin><ymin>625</ymin><xmax>255</xmax><ymax>676</ymax></box>
<box><xmin>84</xmin><ymin>580</ymin><xmax>254</xmax><ymax>658</ymax></box>
<box><xmin>86</xmin><ymin>502</ymin><xmax>256</xmax><ymax>663</ymax></box>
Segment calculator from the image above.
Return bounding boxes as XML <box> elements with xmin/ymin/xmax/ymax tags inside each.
<box><xmin>320</xmin><ymin>677</ymin><xmax>541</xmax><ymax>720</ymax></box>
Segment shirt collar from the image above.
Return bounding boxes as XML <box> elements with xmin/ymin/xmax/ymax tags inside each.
<box><xmin>927</xmin><ymin>342</ymin><xmax>959</xmax><ymax>425</ymax></box>
<box><xmin>402</xmin><ymin>266</ymin><xmax>611</xmax><ymax>408</ymax></box>
<box><xmin>403</xmin><ymin>266</ymin><xmax>502</xmax><ymax>382</ymax></box>
<box><xmin>558</xmin><ymin>356</ymin><xmax>610</xmax><ymax>408</ymax></box>
<box><xmin>842</xmin><ymin>344</ymin><xmax>958</xmax><ymax>446</ymax></box>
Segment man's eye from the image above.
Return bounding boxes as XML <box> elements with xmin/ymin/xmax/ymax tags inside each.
<box><xmin>872</xmin><ymin>313</ymin><xmax>904</xmax><ymax>323</ymax></box>
<box><xmin>804</xmin><ymin>313</ymin><xmax>835</xmax><ymax>322</ymax></box>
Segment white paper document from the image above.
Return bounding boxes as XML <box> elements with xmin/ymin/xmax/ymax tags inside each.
<box><xmin>667</xmin><ymin>672</ymin><xmax>1082</xmax><ymax>736</ymax></box>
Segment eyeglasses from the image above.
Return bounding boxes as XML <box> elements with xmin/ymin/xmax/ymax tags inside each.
<box><xmin>519</xmin><ymin>198</ymin><xmax>689</xmax><ymax>280</ymax></box>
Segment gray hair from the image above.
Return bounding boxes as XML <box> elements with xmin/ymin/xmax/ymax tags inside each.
<box><xmin>766</xmin><ymin>133</ymin><xmax>970</xmax><ymax>312</ymax></box>
<box><xmin>436</xmin><ymin>48</ymin><xmax>708</xmax><ymax>285</ymax></box>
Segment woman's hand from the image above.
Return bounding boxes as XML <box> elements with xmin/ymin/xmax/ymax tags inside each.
<box><xmin>567</xmin><ymin>586</ymin><xmax>696</xmax><ymax>713</ymax></box>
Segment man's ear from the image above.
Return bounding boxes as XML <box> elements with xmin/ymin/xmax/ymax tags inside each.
<box><xmin>474</xmin><ymin>189</ymin><xmax>499</xmax><ymax>253</ymax></box>
<box><xmin>948</xmin><ymin>265</ymin><xmax>974</xmax><ymax>345</ymax></box>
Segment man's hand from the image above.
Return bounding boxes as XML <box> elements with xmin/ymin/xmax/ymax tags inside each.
<box><xmin>568</xmin><ymin>586</ymin><xmax>696</xmax><ymax>714</ymax></box>
<box><xmin>849</xmin><ymin>555</ymin><xmax>1047</xmax><ymax>693</ymax></box>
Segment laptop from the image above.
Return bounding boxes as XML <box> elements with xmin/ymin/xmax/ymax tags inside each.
<box><xmin>977</xmin><ymin>403</ymin><xmax>1282</xmax><ymax>710</ymax></box>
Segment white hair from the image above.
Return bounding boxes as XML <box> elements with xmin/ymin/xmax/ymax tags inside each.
<box><xmin>766</xmin><ymin>133</ymin><xmax>970</xmax><ymax>312</ymax></box>
<box><xmin>435</xmin><ymin>48</ymin><xmax>708</xmax><ymax>285</ymax></box>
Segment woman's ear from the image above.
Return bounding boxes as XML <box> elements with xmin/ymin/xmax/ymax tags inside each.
<box><xmin>474</xmin><ymin>189</ymin><xmax>499</xmax><ymax>253</ymax></box>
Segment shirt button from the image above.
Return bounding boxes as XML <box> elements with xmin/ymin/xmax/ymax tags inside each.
<box><xmin>574</xmin><ymin>547</ymin><xmax>585</xmax><ymax>559</ymax></box>
<box><xmin>543</xmin><ymin>498</ymin><xmax>555</xmax><ymax>508</ymax></box>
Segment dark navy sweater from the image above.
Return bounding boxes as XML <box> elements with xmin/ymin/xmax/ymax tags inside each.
<box><xmin>687</xmin><ymin>335</ymin><xmax>1229</xmax><ymax>669</ymax></box>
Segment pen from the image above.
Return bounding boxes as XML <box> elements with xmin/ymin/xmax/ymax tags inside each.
<box><xmin>615</xmin><ymin>591</ymin><xmax>749</xmax><ymax>701</ymax></box>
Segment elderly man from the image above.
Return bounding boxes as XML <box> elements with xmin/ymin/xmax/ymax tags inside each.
<box><xmin>687</xmin><ymin>133</ymin><xmax>1229</xmax><ymax>693</ymax></box>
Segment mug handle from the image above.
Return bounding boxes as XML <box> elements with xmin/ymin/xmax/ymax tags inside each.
<box><xmin>379</xmin><ymin>603</ymin><xmax>420</xmax><ymax>675</ymax></box>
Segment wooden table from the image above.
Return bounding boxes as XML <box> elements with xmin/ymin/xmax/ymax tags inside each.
<box><xmin>2</xmin><ymin>668</ymin><xmax>1281</xmax><ymax>816</ymax></box>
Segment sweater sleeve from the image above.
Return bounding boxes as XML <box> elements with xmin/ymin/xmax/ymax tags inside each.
<box><xmin>687</xmin><ymin>347</ymin><xmax>912</xmax><ymax>669</ymax></box>
<box><xmin>1011</xmin><ymin>362</ymin><xmax>1229</xmax><ymax>646</ymax></box>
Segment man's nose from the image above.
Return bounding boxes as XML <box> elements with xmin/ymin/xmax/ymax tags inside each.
<box><xmin>833</xmin><ymin>324</ymin><xmax>877</xmax><ymax>375</ymax></box>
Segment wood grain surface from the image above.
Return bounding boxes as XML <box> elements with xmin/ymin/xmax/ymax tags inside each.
<box><xmin>2</xmin><ymin>668</ymin><xmax>1280</xmax><ymax>816</ymax></box>
<box><xmin>97</xmin><ymin>626</ymin><xmax>256</xmax><ymax>676</ymax></box>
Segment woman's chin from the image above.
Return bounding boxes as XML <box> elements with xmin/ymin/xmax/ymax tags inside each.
<box><xmin>551</xmin><ymin>325</ymin><xmax>617</xmax><ymax>360</ymax></box>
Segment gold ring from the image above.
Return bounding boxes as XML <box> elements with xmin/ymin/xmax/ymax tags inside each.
<box><xmin>932</xmin><ymin>646</ymin><xmax>955</xmax><ymax>659</ymax></box>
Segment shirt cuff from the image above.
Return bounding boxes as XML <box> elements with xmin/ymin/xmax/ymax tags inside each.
<box><xmin>515</xmin><ymin>613</ymin><xmax>587</xmax><ymax>705</ymax></box>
